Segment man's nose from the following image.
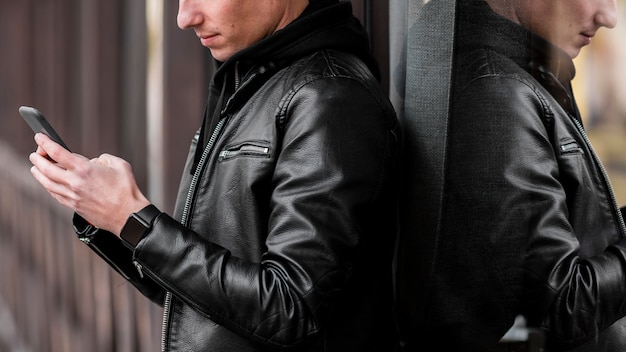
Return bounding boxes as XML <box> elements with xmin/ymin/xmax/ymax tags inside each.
<box><xmin>596</xmin><ymin>0</ymin><xmax>618</xmax><ymax>29</ymax></box>
<box><xmin>177</xmin><ymin>0</ymin><xmax>201</xmax><ymax>30</ymax></box>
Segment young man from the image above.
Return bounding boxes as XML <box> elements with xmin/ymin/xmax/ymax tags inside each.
<box><xmin>29</xmin><ymin>0</ymin><xmax>400</xmax><ymax>351</ymax></box>
<box><xmin>396</xmin><ymin>0</ymin><xmax>624</xmax><ymax>351</ymax></box>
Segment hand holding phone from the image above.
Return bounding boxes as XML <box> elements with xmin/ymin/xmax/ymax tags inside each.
<box><xmin>19</xmin><ymin>105</ymin><xmax>71</xmax><ymax>152</ymax></box>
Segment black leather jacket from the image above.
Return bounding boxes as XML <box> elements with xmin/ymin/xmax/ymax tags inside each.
<box><xmin>396</xmin><ymin>1</ymin><xmax>626</xmax><ymax>351</ymax></box>
<box><xmin>76</xmin><ymin>2</ymin><xmax>399</xmax><ymax>351</ymax></box>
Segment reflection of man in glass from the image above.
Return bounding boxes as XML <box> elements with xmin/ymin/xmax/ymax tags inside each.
<box><xmin>397</xmin><ymin>0</ymin><xmax>625</xmax><ymax>351</ymax></box>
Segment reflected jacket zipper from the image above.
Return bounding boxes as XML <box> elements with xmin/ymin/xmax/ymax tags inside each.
<box><xmin>544</xmin><ymin>68</ymin><xmax>626</xmax><ymax>235</ymax></box>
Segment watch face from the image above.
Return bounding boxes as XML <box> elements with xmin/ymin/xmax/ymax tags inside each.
<box><xmin>121</xmin><ymin>215</ymin><xmax>149</xmax><ymax>247</ymax></box>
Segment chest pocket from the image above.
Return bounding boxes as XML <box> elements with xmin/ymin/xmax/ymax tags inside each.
<box><xmin>559</xmin><ymin>138</ymin><xmax>584</xmax><ymax>156</ymax></box>
<box><xmin>218</xmin><ymin>141</ymin><xmax>271</xmax><ymax>162</ymax></box>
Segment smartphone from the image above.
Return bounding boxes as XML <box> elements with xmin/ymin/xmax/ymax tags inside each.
<box><xmin>19</xmin><ymin>105</ymin><xmax>71</xmax><ymax>152</ymax></box>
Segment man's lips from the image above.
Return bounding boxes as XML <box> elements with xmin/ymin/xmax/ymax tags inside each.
<box><xmin>579</xmin><ymin>31</ymin><xmax>595</xmax><ymax>46</ymax></box>
<box><xmin>199</xmin><ymin>33</ymin><xmax>218</xmax><ymax>46</ymax></box>
<box><xmin>582</xmin><ymin>31</ymin><xmax>595</xmax><ymax>39</ymax></box>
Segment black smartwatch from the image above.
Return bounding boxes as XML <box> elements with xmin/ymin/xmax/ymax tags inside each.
<box><xmin>120</xmin><ymin>204</ymin><xmax>161</xmax><ymax>248</ymax></box>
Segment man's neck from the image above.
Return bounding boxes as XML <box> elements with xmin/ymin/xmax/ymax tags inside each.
<box><xmin>274</xmin><ymin>0</ymin><xmax>310</xmax><ymax>33</ymax></box>
<box><xmin>483</xmin><ymin>0</ymin><xmax>521</xmax><ymax>26</ymax></box>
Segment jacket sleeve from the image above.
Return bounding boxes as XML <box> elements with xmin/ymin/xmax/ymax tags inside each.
<box><xmin>126</xmin><ymin>76</ymin><xmax>399</xmax><ymax>348</ymax></box>
<box><xmin>73</xmin><ymin>214</ymin><xmax>166</xmax><ymax>305</ymax></box>
<box><xmin>442</xmin><ymin>74</ymin><xmax>626</xmax><ymax>348</ymax></box>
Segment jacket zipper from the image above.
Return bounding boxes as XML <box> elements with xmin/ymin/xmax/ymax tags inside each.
<box><xmin>161</xmin><ymin>62</ymin><xmax>239</xmax><ymax>352</ymax></box>
<box><xmin>160</xmin><ymin>61</ymin><xmax>245</xmax><ymax>351</ymax></box>
<box><xmin>570</xmin><ymin>117</ymin><xmax>626</xmax><ymax>235</ymax></box>
<box><xmin>544</xmin><ymin>69</ymin><xmax>626</xmax><ymax>235</ymax></box>
<box><xmin>161</xmin><ymin>117</ymin><xmax>228</xmax><ymax>352</ymax></box>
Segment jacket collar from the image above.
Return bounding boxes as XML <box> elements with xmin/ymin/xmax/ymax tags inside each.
<box><xmin>460</xmin><ymin>1</ymin><xmax>579</xmax><ymax>119</ymax></box>
<box><xmin>461</xmin><ymin>1</ymin><xmax>576</xmax><ymax>88</ymax></box>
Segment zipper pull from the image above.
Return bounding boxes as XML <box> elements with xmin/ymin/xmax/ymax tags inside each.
<box><xmin>133</xmin><ymin>260</ymin><xmax>145</xmax><ymax>279</ymax></box>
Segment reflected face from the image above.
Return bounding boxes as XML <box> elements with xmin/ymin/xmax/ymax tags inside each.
<box><xmin>177</xmin><ymin>0</ymin><xmax>298</xmax><ymax>62</ymax></box>
<box><xmin>515</xmin><ymin>0</ymin><xmax>617</xmax><ymax>58</ymax></box>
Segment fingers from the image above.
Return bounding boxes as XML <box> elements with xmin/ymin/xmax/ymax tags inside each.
<box><xmin>34</xmin><ymin>133</ymin><xmax>72</xmax><ymax>166</ymax></box>
<box><xmin>29</xmin><ymin>156</ymin><xmax>75</xmax><ymax>204</ymax></box>
<box><xmin>29</xmin><ymin>134</ymin><xmax>87</xmax><ymax>203</ymax></box>
<box><xmin>29</xmin><ymin>151</ymin><xmax>68</xmax><ymax>181</ymax></box>
<box><xmin>92</xmin><ymin>153</ymin><xmax>126</xmax><ymax>167</ymax></box>
<box><xmin>29</xmin><ymin>137</ymin><xmax>149</xmax><ymax>234</ymax></box>
<box><xmin>35</xmin><ymin>145</ymin><xmax>47</xmax><ymax>157</ymax></box>
<box><xmin>91</xmin><ymin>154</ymin><xmax>134</xmax><ymax>176</ymax></box>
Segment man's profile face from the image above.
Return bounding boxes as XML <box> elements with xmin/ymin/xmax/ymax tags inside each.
<box><xmin>176</xmin><ymin>0</ymin><xmax>296</xmax><ymax>62</ymax></box>
<box><xmin>515</xmin><ymin>0</ymin><xmax>617</xmax><ymax>58</ymax></box>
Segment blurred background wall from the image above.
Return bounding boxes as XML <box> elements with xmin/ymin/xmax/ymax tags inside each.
<box><xmin>0</xmin><ymin>1</ymin><xmax>388</xmax><ymax>351</ymax></box>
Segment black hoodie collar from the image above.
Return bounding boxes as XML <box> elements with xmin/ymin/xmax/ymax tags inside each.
<box><xmin>211</xmin><ymin>1</ymin><xmax>379</xmax><ymax>85</ymax></box>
